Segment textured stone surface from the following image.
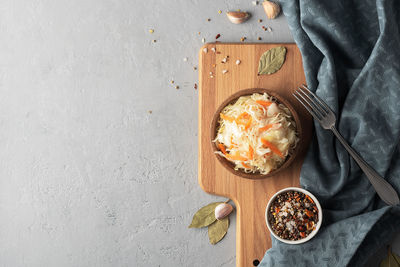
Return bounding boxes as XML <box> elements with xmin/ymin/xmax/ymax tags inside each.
<box><xmin>0</xmin><ymin>1</ymin><xmax>292</xmax><ymax>266</ymax></box>
<box><xmin>0</xmin><ymin>0</ymin><xmax>397</xmax><ymax>266</ymax></box>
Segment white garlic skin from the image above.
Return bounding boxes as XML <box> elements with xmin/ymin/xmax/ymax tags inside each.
<box><xmin>215</xmin><ymin>203</ymin><xmax>234</xmax><ymax>220</ymax></box>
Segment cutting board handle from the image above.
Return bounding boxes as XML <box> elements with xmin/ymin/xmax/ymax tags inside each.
<box><xmin>235</xmin><ymin>197</ymin><xmax>271</xmax><ymax>267</ymax></box>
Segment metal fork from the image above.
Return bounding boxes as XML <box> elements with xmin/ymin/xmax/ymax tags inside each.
<box><xmin>293</xmin><ymin>85</ymin><xmax>400</xmax><ymax>206</ymax></box>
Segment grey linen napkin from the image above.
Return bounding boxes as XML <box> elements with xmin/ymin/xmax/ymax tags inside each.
<box><xmin>260</xmin><ymin>0</ymin><xmax>400</xmax><ymax>266</ymax></box>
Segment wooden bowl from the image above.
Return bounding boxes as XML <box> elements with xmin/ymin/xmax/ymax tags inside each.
<box><xmin>210</xmin><ymin>88</ymin><xmax>302</xmax><ymax>179</ymax></box>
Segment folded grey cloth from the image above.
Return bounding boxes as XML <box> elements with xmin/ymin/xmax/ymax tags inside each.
<box><xmin>260</xmin><ymin>0</ymin><xmax>400</xmax><ymax>266</ymax></box>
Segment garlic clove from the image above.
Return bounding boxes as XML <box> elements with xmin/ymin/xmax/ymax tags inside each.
<box><xmin>215</xmin><ymin>203</ymin><xmax>234</xmax><ymax>220</ymax></box>
<box><xmin>262</xmin><ymin>1</ymin><xmax>281</xmax><ymax>20</ymax></box>
<box><xmin>226</xmin><ymin>11</ymin><xmax>250</xmax><ymax>24</ymax></box>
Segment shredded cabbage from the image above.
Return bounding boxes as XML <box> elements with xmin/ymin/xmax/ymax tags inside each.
<box><xmin>214</xmin><ymin>93</ymin><xmax>298</xmax><ymax>175</ymax></box>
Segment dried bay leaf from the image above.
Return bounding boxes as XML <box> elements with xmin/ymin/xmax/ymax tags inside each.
<box><xmin>258</xmin><ymin>46</ymin><xmax>287</xmax><ymax>75</ymax></box>
<box><xmin>208</xmin><ymin>217</ymin><xmax>229</xmax><ymax>245</ymax></box>
<box><xmin>189</xmin><ymin>202</ymin><xmax>223</xmax><ymax>228</ymax></box>
<box><xmin>380</xmin><ymin>246</ymin><xmax>400</xmax><ymax>267</ymax></box>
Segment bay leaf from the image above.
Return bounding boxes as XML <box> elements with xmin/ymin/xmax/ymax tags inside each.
<box><xmin>258</xmin><ymin>46</ymin><xmax>287</xmax><ymax>75</ymax></box>
<box><xmin>208</xmin><ymin>217</ymin><xmax>229</xmax><ymax>245</ymax></box>
<box><xmin>189</xmin><ymin>202</ymin><xmax>223</xmax><ymax>228</ymax></box>
<box><xmin>379</xmin><ymin>246</ymin><xmax>400</xmax><ymax>267</ymax></box>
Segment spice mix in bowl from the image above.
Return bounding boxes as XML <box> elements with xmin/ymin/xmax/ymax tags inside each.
<box><xmin>265</xmin><ymin>187</ymin><xmax>322</xmax><ymax>244</ymax></box>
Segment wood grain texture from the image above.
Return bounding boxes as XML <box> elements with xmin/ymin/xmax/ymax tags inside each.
<box><xmin>198</xmin><ymin>43</ymin><xmax>312</xmax><ymax>267</ymax></box>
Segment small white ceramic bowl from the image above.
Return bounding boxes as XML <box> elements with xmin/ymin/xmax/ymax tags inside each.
<box><xmin>265</xmin><ymin>187</ymin><xmax>323</xmax><ymax>244</ymax></box>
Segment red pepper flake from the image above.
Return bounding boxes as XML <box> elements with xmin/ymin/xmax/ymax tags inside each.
<box><xmin>305</xmin><ymin>209</ymin><xmax>314</xmax><ymax>218</ymax></box>
<box><xmin>216</xmin><ymin>51</ymin><xmax>222</xmax><ymax>54</ymax></box>
<box><xmin>298</xmin><ymin>225</ymin><xmax>305</xmax><ymax>232</ymax></box>
<box><xmin>306</xmin><ymin>195</ymin><xmax>314</xmax><ymax>203</ymax></box>
<box><xmin>215</xmin><ymin>33</ymin><xmax>221</xmax><ymax>39</ymax></box>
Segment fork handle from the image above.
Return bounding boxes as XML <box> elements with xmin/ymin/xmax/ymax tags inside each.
<box><xmin>330</xmin><ymin>126</ymin><xmax>400</xmax><ymax>206</ymax></box>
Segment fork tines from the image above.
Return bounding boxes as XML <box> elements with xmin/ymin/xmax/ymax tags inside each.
<box><xmin>292</xmin><ymin>85</ymin><xmax>332</xmax><ymax>122</ymax></box>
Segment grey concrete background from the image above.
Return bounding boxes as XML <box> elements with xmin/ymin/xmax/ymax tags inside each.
<box><xmin>0</xmin><ymin>0</ymin><xmax>398</xmax><ymax>266</ymax></box>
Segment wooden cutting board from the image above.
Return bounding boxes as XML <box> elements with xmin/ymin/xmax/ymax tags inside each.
<box><xmin>198</xmin><ymin>43</ymin><xmax>312</xmax><ymax>267</ymax></box>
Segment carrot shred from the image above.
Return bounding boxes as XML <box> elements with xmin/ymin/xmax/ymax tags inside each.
<box><xmin>244</xmin><ymin>116</ymin><xmax>252</xmax><ymax>130</ymax></box>
<box><xmin>242</xmin><ymin>162</ymin><xmax>251</xmax><ymax>169</ymax></box>
<box><xmin>261</xmin><ymin>139</ymin><xmax>284</xmax><ymax>159</ymax></box>
<box><xmin>218</xmin><ymin>143</ymin><xmax>227</xmax><ymax>154</ymax></box>
<box><xmin>229</xmin><ymin>136</ymin><xmax>237</xmax><ymax>149</ymax></box>
<box><xmin>235</xmin><ymin>112</ymin><xmax>250</xmax><ymax>123</ymax></box>
<box><xmin>263</xmin><ymin>152</ymin><xmax>272</xmax><ymax>157</ymax></box>
<box><xmin>236</xmin><ymin>112</ymin><xmax>252</xmax><ymax>131</ymax></box>
<box><xmin>226</xmin><ymin>152</ymin><xmax>248</xmax><ymax>161</ymax></box>
<box><xmin>258</xmin><ymin>123</ymin><xmax>275</xmax><ymax>133</ymax></box>
<box><xmin>247</xmin><ymin>145</ymin><xmax>254</xmax><ymax>160</ymax></box>
<box><xmin>220</xmin><ymin>113</ymin><xmax>235</xmax><ymax>122</ymax></box>
<box><xmin>256</xmin><ymin>100</ymin><xmax>272</xmax><ymax>108</ymax></box>
<box><xmin>230</xmin><ymin>136</ymin><xmax>236</xmax><ymax>146</ymax></box>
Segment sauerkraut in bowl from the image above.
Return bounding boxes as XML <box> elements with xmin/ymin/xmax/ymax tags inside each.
<box><xmin>213</xmin><ymin>91</ymin><xmax>299</xmax><ymax>176</ymax></box>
